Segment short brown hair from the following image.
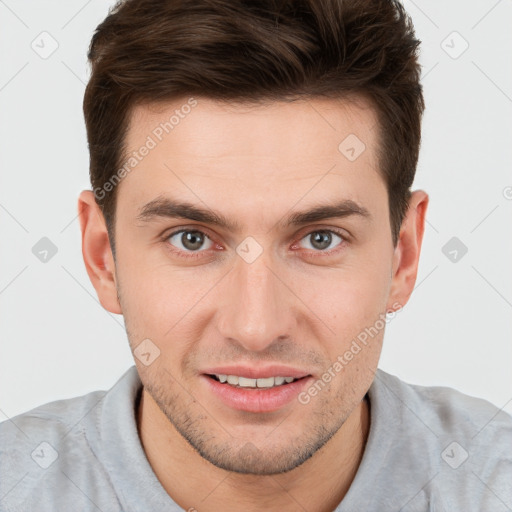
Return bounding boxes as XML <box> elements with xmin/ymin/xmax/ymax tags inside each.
<box><xmin>83</xmin><ymin>0</ymin><xmax>424</xmax><ymax>254</ymax></box>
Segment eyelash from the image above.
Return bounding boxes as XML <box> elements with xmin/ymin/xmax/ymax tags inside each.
<box><xmin>160</xmin><ymin>227</ymin><xmax>348</xmax><ymax>260</ymax></box>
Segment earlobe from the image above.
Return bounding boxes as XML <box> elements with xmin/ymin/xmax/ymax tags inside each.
<box><xmin>387</xmin><ymin>190</ymin><xmax>429</xmax><ymax>311</ymax></box>
<box><xmin>78</xmin><ymin>190</ymin><xmax>122</xmax><ymax>314</ymax></box>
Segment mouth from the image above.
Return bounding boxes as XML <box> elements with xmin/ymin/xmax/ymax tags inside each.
<box><xmin>201</xmin><ymin>368</ymin><xmax>313</xmax><ymax>413</ymax></box>
<box><xmin>206</xmin><ymin>373</ymin><xmax>305</xmax><ymax>389</ymax></box>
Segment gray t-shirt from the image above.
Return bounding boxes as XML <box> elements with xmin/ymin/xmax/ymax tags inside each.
<box><xmin>1</xmin><ymin>366</ymin><xmax>511</xmax><ymax>511</ymax></box>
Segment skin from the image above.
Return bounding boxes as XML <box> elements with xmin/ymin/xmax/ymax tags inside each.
<box><xmin>78</xmin><ymin>96</ymin><xmax>428</xmax><ymax>512</ymax></box>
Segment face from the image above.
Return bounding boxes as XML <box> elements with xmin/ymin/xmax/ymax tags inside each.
<box><xmin>107</xmin><ymin>96</ymin><xmax>403</xmax><ymax>474</ymax></box>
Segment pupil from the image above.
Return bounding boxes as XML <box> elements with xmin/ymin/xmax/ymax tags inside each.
<box><xmin>182</xmin><ymin>231</ymin><xmax>203</xmax><ymax>251</ymax></box>
<box><xmin>311</xmin><ymin>231</ymin><xmax>331</xmax><ymax>250</ymax></box>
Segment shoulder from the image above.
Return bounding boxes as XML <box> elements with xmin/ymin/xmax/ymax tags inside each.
<box><xmin>373</xmin><ymin>368</ymin><xmax>512</xmax><ymax>439</ymax></box>
<box><xmin>0</xmin><ymin>386</ymin><xmax>122</xmax><ymax>511</ymax></box>
<box><xmin>367</xmin><ymin>369</ymin><xmax>512</xmax><ymax>511</ymax></box>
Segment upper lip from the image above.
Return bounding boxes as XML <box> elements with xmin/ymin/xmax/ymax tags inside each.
<box><xmin>202</xmin><ymin>365</ymin><xmax>311</xmax><ymax>379</ymax></box>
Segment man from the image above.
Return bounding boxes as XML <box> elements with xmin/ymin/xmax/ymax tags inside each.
<box><xmin>1</xmin><ymin>0</ymin><xmax>511</xmax><ymax>510</ymax></box>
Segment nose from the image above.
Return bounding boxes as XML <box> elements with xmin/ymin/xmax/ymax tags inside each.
<box><xmin>215</xmin><ymin>249</ymin><xmax>297</xmax><ymax>352</ymax></box>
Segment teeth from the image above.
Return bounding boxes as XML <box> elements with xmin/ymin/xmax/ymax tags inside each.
<box><xmin>238</xmin><ymin>377</ymin><xmax>257</xmax><ymax>387</ymax></box>
<box><xmin>227</xmin><ymin>375</ymin><xmax>239</xmax><ymax>385</ymax></box>
<box><xmin>256</xmin><ymin>377</ymin><xmax>275</xmax><ymax>388</ymax></box>
<box><xmin>214</xmin><ymin>374</ymin><xmax>298</xmax><ymax>388</ymax></box>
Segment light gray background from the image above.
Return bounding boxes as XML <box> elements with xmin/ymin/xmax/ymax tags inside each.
<box><xmin>1</xmin><ymin>0</ymin><xmax>511</xmax><ymax>419</ymax></box>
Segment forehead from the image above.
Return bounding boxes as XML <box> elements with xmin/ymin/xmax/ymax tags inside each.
<box><xmin>126</xmin><ymin>95</ymin><xmax>379</xmax><ymax>160</ymax></box>
<box><xmin>118</xmin><ymin>96</ymin><xmax>384</xmax><ymax>219</ymax></box>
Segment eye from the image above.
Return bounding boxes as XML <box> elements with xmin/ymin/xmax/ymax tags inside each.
<box><xmin>167</xmin><ymin>229</ymin><xmax>214</xmax><ymax>252</ymax></box>
<box><xmin>297</xmin><ymin>229</ymin><xmax>344</xmax><ymax>252</ymax></box>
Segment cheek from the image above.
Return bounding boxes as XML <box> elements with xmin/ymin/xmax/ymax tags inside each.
<box><xmin>115</xmin><ymin>243</ymin><xmax>184</xmax><ymax>335</ymax></box>
<box><xmin>309</xmin><ymin>260</ymin><xmax>391</xmax><ymax>324</ymax></box>
<box><xmin>121</xmin><ymin>268</ymin><xmax>211</xmax><ymax>337</ymax></box>
<box><xmin>116</xmin><ymin>246</ymin><xmax>228</xmax><ymax>372</ymax></box>
<box><xmin>299</xmin><ymin>254</ymin><xmax>391</xmax><ymax>364</ymax></box>
<box><xmin>117</xmin><ymin>230</ymin><xmax>200</xmax><ymax>311</ymax></box>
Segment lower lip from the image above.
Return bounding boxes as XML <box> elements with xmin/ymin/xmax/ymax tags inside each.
<box><xmin>202</xmin><ymin>375</ymin><xmax>312</xmax><ymax>413</ymax></box>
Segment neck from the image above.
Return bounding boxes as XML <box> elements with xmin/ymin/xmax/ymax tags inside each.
<box><xmin>137</xmin><ymin>390</ymin><xmax>370</xmax><ymax>512</ymax></box>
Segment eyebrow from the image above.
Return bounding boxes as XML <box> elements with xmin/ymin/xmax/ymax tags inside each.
<box><xmin>136</xmin><ymin>196</ymin><xmax>371</xmax><ymax>232</ymax></box>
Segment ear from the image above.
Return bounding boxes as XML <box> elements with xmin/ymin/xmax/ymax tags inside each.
<box><xmin>78</xmin><ymin>190</ymin><xmax>122</xmax><ymax>314</ymax></box>
<box><xmin>387</xmin><ymin>190</ymin><xmax>429</xmax><ymax>312</ymax></box>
